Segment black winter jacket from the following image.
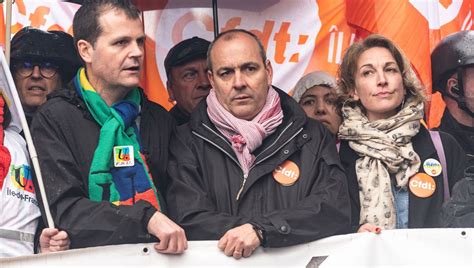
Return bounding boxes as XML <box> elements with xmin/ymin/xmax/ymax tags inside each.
<box><xmin>30</xmin><ymin>86</ymin><xmax>176</xmax><ymax>248</ymax></box>
<box><xmin>438</xmin><ymin>109</ymin><xmax>474</xmax><ymax>166</ymax></box>
<box><xmin>166</xmin><ymin>88</ymin><xmax>351</xmax><ymax>248</ymax></box>
<box><xmin>442</xmin><ymin>165</ymin><xmax>474</xmax><ymax>227</ymax></box>
<box><xmin>339</xmin><ymin>127</ymin><xmax>467</xmax><ymax>230</ymax></box>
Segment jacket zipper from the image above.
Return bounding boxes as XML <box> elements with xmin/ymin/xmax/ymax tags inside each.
<box><xmin>236</xmin><ymin>173</ymin><xmax>248</xmax><ymax>200</ymax></box>
<box><xmin>235</xmin><ymin>126</ymin><xmax>303</xmax><ymax>201</ymax></box>
<box><xmin>193</xmin><ymin>123</ymin><xmax>303</xmax><ymax>201</ymax></box>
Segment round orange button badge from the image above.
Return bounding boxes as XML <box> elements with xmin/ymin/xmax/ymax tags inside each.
<box><xmin>409</xmin><ymin>173</ymin><xmax>436</xmax><ymax>198</ymax></box>
<box><xmin>273</xmin><ymin>160</ymin><xmax>300</xmax><ymax>186</ymax></box>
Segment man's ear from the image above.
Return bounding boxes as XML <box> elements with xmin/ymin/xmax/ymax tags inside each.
<box><xmin>265</xmin><ymin>60</ymin><xmax>273</xmax><ymax>87</ymax></box>
<box><xmin>166</xmin><ymin>80</ymin><xmax>174</xmax><ymax>101</ymax></box>
<box><xmin>77</xmin><ymin>40</ymin><xmax>93</xmax><ymax>64</ymax></box>
<box><xmin>447</xmin><ymin>77</ymin><xmax>461</xmax><ymax>97</ymax></box>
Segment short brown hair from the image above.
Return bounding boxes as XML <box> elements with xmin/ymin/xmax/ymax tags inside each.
<box><xmin>73</xmin><ymin>0</ymin><xmax>141</xmax><ymax>48</ymax></box>
<box><xmin>337</xmin><ymin>34</ymin><xmax>425</xmax><ymax>109</ymax></box>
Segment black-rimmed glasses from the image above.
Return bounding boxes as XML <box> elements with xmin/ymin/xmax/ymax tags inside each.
<box><xmin>14</xmin><ymin>61</ymin><xmax>59</xmax><ymax>79</ymax></box>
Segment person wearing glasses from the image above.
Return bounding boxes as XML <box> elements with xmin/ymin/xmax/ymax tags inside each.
<box><xmin>0</xmin><ymin>27</ymin><xmax>79</xmax><ymax>257</ymax></box>
<box><xmin>165</xmin><ymin>37</ymin><xmax>211</xmax><ymax>125</ymax></box>
<box><xmin>10</xmin><ymin>27</ymin><xmax>81</xmax><ymax>124</ymax></box>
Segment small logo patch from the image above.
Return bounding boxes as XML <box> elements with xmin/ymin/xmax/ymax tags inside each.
<box><xmin>422</xmin><ymin>158</ymin><xmax>442</xmax><ymax>177</ymax></box>
<box><xmin>273</xmin><ymin>160</ymin><xmax>300</xmax><ymax>186</ymax></box>
<box><xmin>114</xmin><ymin>146</ymin><xmax>135</xmax><ymax>167</ymax></box>
<box><xmin>10</xmin><ymin>164</ymin><xmax>34</xmax><ymax>194</ymax></box>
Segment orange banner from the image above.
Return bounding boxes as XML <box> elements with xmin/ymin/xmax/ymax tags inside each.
<box><xmin>0</xmin><ymin>0</ymin><xmax>472</xmax><ymax>127</ymax></box>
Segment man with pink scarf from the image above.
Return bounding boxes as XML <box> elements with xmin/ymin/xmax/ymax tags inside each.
<box><xmin>166</xmin><ymin>29</ymin><xmax>351</xmax><ymax>259</ymax></box>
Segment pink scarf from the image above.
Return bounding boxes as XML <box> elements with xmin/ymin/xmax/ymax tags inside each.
<box><xmin>207</xmin><ymin>87</ymin><xmax>284</xmax><ymax>175</ymax></box>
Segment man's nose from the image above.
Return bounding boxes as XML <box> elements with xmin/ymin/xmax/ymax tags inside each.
<box><xmin>130</xmin><ymin>41</ymin><xmax>144</xmax><ymax>58</ymax></box>
<box><xmin>233</xmin><ymin>71</ymin><xmax>245</xmax><ymax>90</ymax></box>
<box><xmin>197</xmin><ymin>70</ymin><xmax>211</xmax><ymax>90</ymax></box>
<box><xmin>31</xmin><ymin>66</ymin><xmax>42</xmax><ymax>79</ymax></box>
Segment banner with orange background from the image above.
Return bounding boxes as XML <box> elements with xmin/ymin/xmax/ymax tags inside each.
<box><xmin>0</xmin><ymin>0</ymin><xmax>472</xmax><ymax>126</ymax></box>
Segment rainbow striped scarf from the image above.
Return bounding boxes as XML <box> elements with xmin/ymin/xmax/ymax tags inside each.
<box><xmin>73</xmin><ymin>68</ymin><xmax>161</xmax><ymax>210</ymax></box>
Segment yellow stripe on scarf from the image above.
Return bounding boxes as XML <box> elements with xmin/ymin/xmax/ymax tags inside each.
<box><xmin>79</xmin><ymin>68</ymin><xmax>96</xmax><ymax>92</ymax></box>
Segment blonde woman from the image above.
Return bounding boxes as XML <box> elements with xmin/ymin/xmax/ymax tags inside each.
<box><xmin>337</xmin><ymin>34</ymin><xmax>467</xmax><ymax>232</ymax></box>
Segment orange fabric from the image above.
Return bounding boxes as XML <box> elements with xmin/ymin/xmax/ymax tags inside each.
<box><xmin>304</xmin><ymin>0</ymin><xmax>356</xmax><ymax>76</ymax></box>
<box><xmin>140</xmin><ymin>37</ymin><xmax>173</xmax><ymax>110</ymax></box>
<box><xmin>344</xmin><ymin>0</ymin><xmax>471</xmax><ymax>129</ymax></box>
<box><xmin>0</xmin><ymin>0</ymin><xmax>472</xmax><ymax>118</ymax></box>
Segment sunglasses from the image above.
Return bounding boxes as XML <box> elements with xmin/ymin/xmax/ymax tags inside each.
<box><xmin>14</xmin><ymin>61</ymin><xmax>59</xmax><ymax>79</ymax></box>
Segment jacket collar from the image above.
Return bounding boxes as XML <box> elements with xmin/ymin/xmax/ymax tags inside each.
<box><xmin>169</xmin><ymin>105</ymin><xmax>190</xmax><ymax>126</ymax></box>
<box><xmin>189</xmin><ymin>86</ymin><xmax>307</xmax><ymax>160</ymax></box>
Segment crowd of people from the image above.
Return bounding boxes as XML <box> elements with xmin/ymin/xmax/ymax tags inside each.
<box><xmin>1</xmin><ymin>0</ymin><xmax>473</xmax><ymax>259</ymax></box>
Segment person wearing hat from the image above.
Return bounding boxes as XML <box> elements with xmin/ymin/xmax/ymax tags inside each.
<box><xmin>10</xmin><ymin>27</ymin><xmax>81</xmax><ymax>124</ymax></box>
<box><xmin>1</xmin><ymin>27</ymin><xmax>75</xmax><ymax>257</ymax></box>
<box><xmin>292</xmin><ymin>71</ymin><xmax>342</xmax><ymax>135</ymax></box>
<box><xmin>165</xmin><ymin>37</ymin><xmax>211</xmax><ymax>125</ymax></box>
<box><xmin>431</xmin><ymin>31</ymin><xmax>474</xmax><ymax>166</ymax></box>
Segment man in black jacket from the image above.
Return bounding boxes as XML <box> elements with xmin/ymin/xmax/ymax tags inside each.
<box><xmin>31</xmin><ymin>0</ymin><xmax>187</xmax><ymax>253</ymax></box>
<box><xmin>166</xmin><ymin>29</ymin><xmax>351</xmax><ymax>260</ymax></box>
<box><xmin>431</xmin><ymin>31</ymin><xmax>474</xmax><ymax>165</ymax></box>
<box><xmin>165</xmin><ymin>37</ymin><xmax>211</xmax><ymax>125</ymax></box>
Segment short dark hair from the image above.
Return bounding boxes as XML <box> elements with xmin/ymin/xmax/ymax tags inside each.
<box><xmin>73</xmin><ymin>0</ymin><xmax>141</xmax><ymax>48</ymax></box>
<box><xmin>207</xmin><ymin>29</ymin><xmax>267</xmax><ymax>71</ymax></box>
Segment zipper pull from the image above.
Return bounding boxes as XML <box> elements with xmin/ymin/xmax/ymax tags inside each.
<box><xmin>236</xmin><ymin>173</ymin><xmax>248</xmax><ymax>201</ymax></box>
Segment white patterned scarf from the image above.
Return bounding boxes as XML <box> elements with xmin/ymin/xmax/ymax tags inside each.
<box><xmin>338</xmin><ymin>97</ymin><xmax>424</xmax><ymax>229</ymax></box>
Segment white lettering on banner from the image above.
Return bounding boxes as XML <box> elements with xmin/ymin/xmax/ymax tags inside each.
<box><xmin>152</xmin><ymin>0</ymin><xmax>320</xmax><ymax>92</ymax></box>
<box><xmin>461</xmin><ymin>10</ymin><xmax>472</xmax><ymax>31</ymax></box>
<box><xmin>327</xmin><ymin>25</ymin><xmax>346</xmax><ymax>64</ymax></box>
<box><xmin>409</xmin><ymin>0</ymin><xmax>463</xmax><ymax>29</ymax></box>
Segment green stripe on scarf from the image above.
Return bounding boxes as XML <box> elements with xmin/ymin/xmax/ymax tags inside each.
<box><xmin>74</xmin><ymin>68</ymin><xmax>161</xmax><ymax>210</ymax></box>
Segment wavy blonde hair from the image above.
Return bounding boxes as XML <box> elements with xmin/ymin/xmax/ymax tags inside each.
<box><xmin>336</xmin><ymin>34</ymin><xmax>425</xmax><ymax>111</ymax></box>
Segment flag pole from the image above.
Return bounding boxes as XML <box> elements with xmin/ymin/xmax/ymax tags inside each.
<box><xmin>5</xmin><ymin>0</ymin><xmax>12</xmax><ymax>64</ymax></box>
<box><xmin>0</xmin><ymin>50</ymin><xmax>55</xmax><ymax>229</ymax></box>
<box><xmin>212</xmin><ymin>0</ymin><xmax>219</xmax><ymax>38</ymax></box>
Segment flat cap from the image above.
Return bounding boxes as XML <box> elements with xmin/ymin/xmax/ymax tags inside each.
<box><xmin>164</xmin><ymin>37</ymin><xmax>210</xmax><ymax>78</ymax></box>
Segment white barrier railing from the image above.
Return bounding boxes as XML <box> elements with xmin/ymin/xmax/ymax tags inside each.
<box><xmin>1</xmin><ymin>228</ymin><xmax>473</xmax><ymax>267</ymax></box>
